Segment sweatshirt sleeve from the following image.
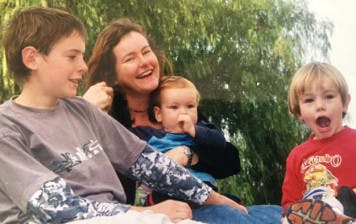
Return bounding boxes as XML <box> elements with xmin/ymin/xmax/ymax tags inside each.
<box><xmin>126</xmin><ymin>145</ymin><xmax>212</xmax><ymax>204</ymax></box>
<box><xmin>190</xmin><ymin>120</ymin><xmax>241</xmax><ymax>179</ymax></box>
<box><xmin>27</xmin><ymin>177</ymin><xmax>130</xmax><ymax>223</ymax></box>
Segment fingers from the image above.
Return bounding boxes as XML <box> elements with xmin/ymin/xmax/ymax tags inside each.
<box><xmin>169</xmin><ymin>201</ymin><xmax>193</xmax><ymax>223</ymax></box>
<box><xmin>83</xmin><ymin>82</ymin><xmax>114</xmax><ymax>112</ymax></box>
<box><xmin>147</xmin><ymin>200</ymin><xmax>193</xmax><ymax>223</ymax></box>
<box><xmin>235</xmin><ymin>203</ymin><xmax>248</xmax><ymax>214</ymax></box>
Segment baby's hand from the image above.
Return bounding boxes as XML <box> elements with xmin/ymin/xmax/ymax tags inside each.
<box><xmin>177</xmin><ymin>114</ymin><xmax>195</xmax><ymax>137</ymax></box>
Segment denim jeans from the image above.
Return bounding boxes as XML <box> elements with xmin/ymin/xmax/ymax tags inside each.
<box><xmin>192</xmin><ymin>204</ymin><xmax>282</xmax><ymax>224</ymax></box>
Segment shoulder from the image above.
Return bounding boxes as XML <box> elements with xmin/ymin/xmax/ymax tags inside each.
<box><xmin>0</xmin><ymin>99</ymin><xmax>18</xmax><ymax>126</ymax></box>
<box><xmin>0</xmin><ymin>100</ymin><xmax>11</xmax><ymax>115</ymax></box>
<box><xmin>60</xmin><ymin>97</ymin><xmax>103</xmax><ymax>117</ymax></box>
<box><xmin>61</xmin><ymin>96</ymin><xmax>95</xmax><ymax>110</ymax></box>
<box><xmin>286</xmin><ymin>140</ymin><xmax>310</xmax><ymax>162</ymax></box>
<box><xmin>0</xmin><ymin>100</ymin><xmax>23</xmax><ymax>139</ymax></box>
<box><xmin>342</xmin><ymin>126</ymin><xmax>356</xmax><ymax>136</ymax></box>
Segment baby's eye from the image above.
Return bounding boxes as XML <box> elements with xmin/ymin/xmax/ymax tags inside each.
<box><xmin>187</xmin><ymin>104</ymin><xmax>196</xmax><ymax>109</ymax></box>
<box><xmin>168</xmin><ymin>105</ymin><xmax>178</xmax><ymax>109</ymax></box>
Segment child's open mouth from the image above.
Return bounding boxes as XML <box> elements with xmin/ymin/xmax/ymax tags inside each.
<box><xmin>316</xmin><ymin>116</ymin><xmax>331</xmax><ymax>128</ymax></box>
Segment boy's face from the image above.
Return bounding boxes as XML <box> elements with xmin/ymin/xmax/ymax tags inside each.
<box><xmin>298</xmin><ymin>80</ymin><xmax>350</xmax><ymax>139</ymax></box>
<box><xmin>33</xmin><ymin>32</ymin><xmax>87</xmax><ymax>99</ymax></box>
<box><xmin>154</xmin><ymin>87</ymin><xmax>198</xmax><ymax>134</ymax></box>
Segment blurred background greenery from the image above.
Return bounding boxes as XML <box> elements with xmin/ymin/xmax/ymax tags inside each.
<box><xmin>0</xmin><ymin>0</ymin><xmax>332</xmax><ymax>205</ymax></box>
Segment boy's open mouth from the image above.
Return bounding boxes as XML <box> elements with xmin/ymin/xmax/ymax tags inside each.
<box><xmin>316</xmin><ymin>116</ymin><xmax>331</xmax><ymax>128</ymax></box>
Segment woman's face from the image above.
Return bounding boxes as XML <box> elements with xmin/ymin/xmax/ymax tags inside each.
<box><xmin>113</xmin><ymin>31</ymin><xmax>160</xmax><ymax>96</ymax></box>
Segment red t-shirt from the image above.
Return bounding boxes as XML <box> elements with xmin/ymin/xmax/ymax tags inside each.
<box><xmin>281</xmin><ymin>126</ymin><xmax>356</xmax><ymax>213</ymax></box>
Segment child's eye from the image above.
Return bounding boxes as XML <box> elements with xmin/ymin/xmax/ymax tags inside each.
<box><xmin>168</xmin><ymin>105</ymin><xmax>178</xmax><ymax>109</ymax></box>
<box><xmin>187</xmin><ymin>104</ymin><xmax>196</xmax><ymax>109</ymax></box>
<box><xmin>325</xmin><ymin>94</ymin><xmax>334</xmax><ymax>100</ymax></box>
<box><xmin>68</xmin><ymin>56</ymin><xmax>76</xmax><ymax>60</ymax></box>
<box><xmin>304</xmin><ymin>98</ymin><xmax>314</xmax><ymax>104</ymax></box>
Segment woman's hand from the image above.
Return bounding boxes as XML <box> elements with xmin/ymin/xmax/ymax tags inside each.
<box><xmin>205</xmin><ymin>190</ymin><xmax>248</xmax><ymax>214</ymax></box>
<box><xmin>165</xmin><ymin>146</ymin><xmax>199</xmax><ymax>167</ymax></box>
<box><xmin>83</xmin><ymin>82</ymin><xmax>113</xmax><ymax>112</ymax></box>
<box><xmin>130</xmin><ymin>199</ymin><xmax>192</xmax><ymax>223</ymax></box>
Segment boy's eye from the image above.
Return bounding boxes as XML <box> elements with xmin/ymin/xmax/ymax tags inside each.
<box><xmin>304</xmin><ymin>98</ymin><xmax>314</xmax><ymax>104</ymax></box>
<box><xmin>187</xmin><ymin>104</ymin><xmax>196</xmax><ymax>109</ymax></box>
<box><xmin>325</xmin><ymin>94</ymin><xmax>334</xmax><ymax>99</ymax></box>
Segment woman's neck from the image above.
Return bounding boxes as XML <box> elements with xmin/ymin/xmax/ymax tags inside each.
<box><xmin>125</xmin><ymin>93</ymin><xmax>161</xmax><ymax>129</ymax></box>
<box><xmin>126</xmin><ymin>94</ymin><xmax>149</xmax><ymax>113</ymax></box>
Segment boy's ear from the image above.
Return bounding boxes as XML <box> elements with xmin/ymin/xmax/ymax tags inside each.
<box><xmin>343</xmin><ymin>93</ymin><xmax>351</xmax><ymax>113</ymax></box>
<box><xmin>297</xmin><ymin>113</ymin><xmax>304</xmax><ymax>123</ymax></box>
<box><xmin>22</xmin><ymin>46</ymin><xmax>40</xmax><ymax>70</ymax></box>
<box><xmin>153</xmin><ymin>106</ymin><xmax>162</xmax><ymax>122</ymax></box>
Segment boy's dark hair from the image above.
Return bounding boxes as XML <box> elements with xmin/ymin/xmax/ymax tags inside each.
<box><xmin>2</xmin><ymin>6</ymin><xmax>87</xmax><ymax>85</ymax></box>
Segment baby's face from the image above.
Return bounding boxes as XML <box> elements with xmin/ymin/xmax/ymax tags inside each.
<box><xmin>154</xmin><ymin>87</ymin><xmax>198</xmax><ymax>134</ymax></box>
<box><xmin>298</xmin><ymin>80</ymin><xmax>349</xmax><ymax>139</ymax></box>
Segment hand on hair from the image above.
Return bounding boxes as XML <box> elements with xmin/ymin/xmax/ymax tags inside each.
<box><xmin>83</xmin><ymin>82</ymin><xmax>113</xmax><ymax>112</ymax></box>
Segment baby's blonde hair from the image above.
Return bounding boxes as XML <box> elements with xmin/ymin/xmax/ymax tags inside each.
<box><xmin>288</xmin><ymin>62</ymin><xmax>349</xmax><ymax>117</ymax></box>
<box><xmin>151</xmin><ymin>75</ymin><xmax>201</xmax><ymax>107</ymax></box>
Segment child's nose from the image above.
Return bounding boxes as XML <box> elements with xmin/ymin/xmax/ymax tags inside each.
<box><xmin>180</xmin><ymin>107</ymin><xmax>188</xmax><ymax>114</ymax></box>
<box><xmin>316</xmin><ymin>98</ymin><xmax>326</xmax><ymax>111</ymax></box>
<box><xmin>78</xmin><ymin>59</ymin><xmax>88</xmax><ymax>74</ymax></box>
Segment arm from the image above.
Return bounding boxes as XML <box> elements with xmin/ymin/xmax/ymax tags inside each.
<box><xmin>193</xmin><ymin>121</ymin><xmax>226</xmax><ymax>149</ymax></box>
<box><xmin>190</xmin><ymin>120</ymin><xmax>241</xmax><ymax>179</ymax></box>
<box><xmin>126</xmin><ymin>145</ymin><xmax>211</xmax><ymax>204</ymax></box>
<box><xmin>27</xmin><ymin>177</ymin><xmax>129</xmax><ymax>223</ymax></box>
<box><xmin>125</xmin><ymin>145</ymin><xmax>247</xmax><ymax>212</ymax></box>
<box><xmin>281</xmin><ymin>150</ymin><xmax>305</xmax><ymax>214</ymax></box>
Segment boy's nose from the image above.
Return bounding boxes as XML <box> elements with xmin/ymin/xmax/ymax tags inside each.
<box><xmin>78</xmin><ymin>59</ymin><xmax>88</xmax><ymax>73</ymax></box>
<box><xmin>316</xmin><ymin>98</ymin><xmax>326</xmax><ymax>111</ymax></box>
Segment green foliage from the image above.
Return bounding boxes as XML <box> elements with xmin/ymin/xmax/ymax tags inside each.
<box><xmin>0</xmin><ymin>0</ymin><xmax>331</xmax><ymax>205</ymax></box>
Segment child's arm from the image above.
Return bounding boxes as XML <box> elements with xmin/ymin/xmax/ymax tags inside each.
<box><xmin>27</xmin><ymin>177</ymin><xmax>130</xmax><ymax>223</ymax></box>
<box><xmin>178</xmin><ymin>114</ymin><xmax>226</xmax><ymax>149</ymax></box>
<box><xmin>126</xmin><ymin>145</ymin><xmax>211</xmax><ymax>204</ymax></box>
<box><xmin>189</xmin><ymin>120</ymin><xmax>242</xmax><ymax>178</ymax></box>
<box><xmin>126</xmin><ymin>145</ymin><xmax>247</xmax><ymax>213</ymax></box>
<box><xmin>193</xmin><ymin>121</ymin><xmax>226</xmax><ymax>149</ymax></box>
<box><xmin>281</xmin><ymin>150</ymin><xmax>305</xmax><ymax>214</ymax></box>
